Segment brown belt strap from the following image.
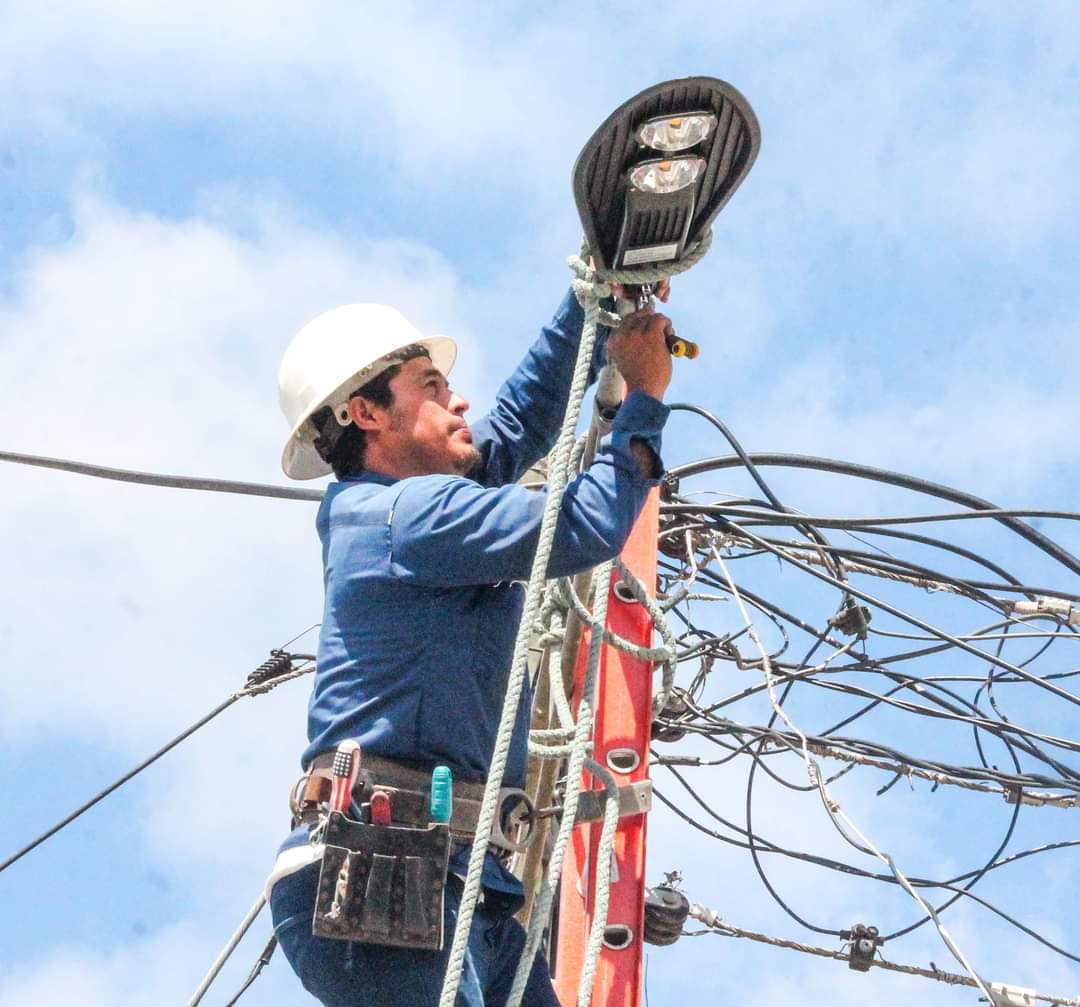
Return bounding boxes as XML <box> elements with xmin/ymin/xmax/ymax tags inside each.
<box><xmin>301</xmin><ymin>751</ymin><xmax>486</xmax><ymax>837</ymax></box>
<box><xmin>307</xmin><ymin>751</ymin><xmax>488</xmax><ymax>802</ymax></box>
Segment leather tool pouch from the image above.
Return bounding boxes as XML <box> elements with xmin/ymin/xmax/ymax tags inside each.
<box><xmin>313</xmin><ymin>810</ymin><xmax>451</xmax><ymax>951</ymax></box>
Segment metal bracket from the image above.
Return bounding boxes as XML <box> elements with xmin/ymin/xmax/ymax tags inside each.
<box><xmin>575</xmin><ymin>780</ymin><xmax>653</xmax><ymax>823</ymax></box>
<box><xmin>844</xmin><ymin>923</ymin><xmax>881</xmax><ymax>972</ymax></box>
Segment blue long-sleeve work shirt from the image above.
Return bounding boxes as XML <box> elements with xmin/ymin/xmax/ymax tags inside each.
<box><xmin>273</xmin><ymin>290</ymin><xmax>669</xmax><ymax>906</ymax></box>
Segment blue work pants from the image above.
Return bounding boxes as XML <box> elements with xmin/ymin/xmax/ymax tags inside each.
<box><xmin>270</xmin><ymin>864</ymin><xmax>560</xmax><ymax>1007</ymax></box>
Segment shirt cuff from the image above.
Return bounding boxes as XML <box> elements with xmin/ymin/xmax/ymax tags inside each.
<box><xmin>610</xmin><ymin>390</ymin><xmax>670</xmax><ymax>481</ymax></box>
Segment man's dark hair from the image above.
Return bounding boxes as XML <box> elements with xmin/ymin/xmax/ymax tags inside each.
<box><xmin>310</xmin><ymin>345</ymin><xmax>430</xmax><ymax>479</ymax></box>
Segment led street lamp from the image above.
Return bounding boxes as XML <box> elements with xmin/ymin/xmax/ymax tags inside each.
<box><xmin>629</xmin><ymin>157</ymin><xmax>706</xmax><ymax>195</ymax></box>
<box><xmin>638</xmin><ymin>112</ymin><xmax>717</xmax><ymax>152</ymax></box>
<box><xmin>572</xmin><ymin>77</ymin><xmax>760</xmax><ymax>273</ymax></box>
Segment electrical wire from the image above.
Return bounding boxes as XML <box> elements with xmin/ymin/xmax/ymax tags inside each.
<box><xmin>0</xmin><ymin>651</ymin><xmax>313</xmax><ymax>876</ymax></box>
<box><xmin>0</xmin><ymin>449</ymin><xmax>323</xmax><ymax>501</ymax></box>
<box><xmin>6</xmin><ymin>398</ymin><xmax>1080</xmax><ymax>1000</ymax></box>
<box><xmin>646</xmin><ymin>409</ymin><xmax>1080</xmax><ymax>990</ymax></box>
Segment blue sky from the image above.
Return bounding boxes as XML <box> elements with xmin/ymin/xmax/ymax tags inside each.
<box><xmin>1</xmin><ymin>3</ymin><xmax>1078</xmax><ymax>1004</ymax></box>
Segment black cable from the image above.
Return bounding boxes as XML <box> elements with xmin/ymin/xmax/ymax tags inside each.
<box><xmin>652</xmin><ymin>427</ymin><xmax>1080</xmax><ymax>968</ymax></box>
<box><xmin>660</xmin><ymin>599</ymin><xmax>1065</xmax><ymax>939</ymax></box>
<box><xmin>882</xmin><ymin>710</ymin><xmax>1024</xmax><ymax>943</ymax></box>
<box><xmin>0</xmin><ymin>653</ymin><xmax>311</xmax><ymax>876</ymax></box>
<box><xmin>773</xmin><ymin>674</ymin><xmax>1080</xmax><ymax>774</ymax></box>
<box><xmin>671</xmin><ymin>723</ymin><xmax>1076</xmax><ymax>795</ymax></box>
<box><xmin>658</xmin><ymin>771</ymin><xmax>1078</xmax><ymax>960</ymax></box>
<box><xmin>725</xmin><ymin>520</ymin><xmax>1080</xmax><ymax>710</ymax></box>
<box><xmin>0</xmin><ymin>694</ymin><xmax>239</xmax><ymax>876</ymax></box>
<box><xmin>663</xmin><ymin>639</ymin><xmax>1061</xmax><ymax>943</ymax></box>
<box><xmin>667</xmin><ymin>452</ymin><xmax>1080</xmax><ymax>575</ymax></box>
<box><xmin>656</xmin><ymin>776</ymin><xmax>1080</xmax><ymax>888</ymax></box>
<box><xmin>744</xmin><ymin>739</ymin><xmax>844</xmax><ymax>936</ymax></box>
<box><xmin>223</xmin><ymin>935</ymin><xmax>278</xmax><ymax>1006</ymax></box>
<box><xmin>0</xmin><ymin>450</ymin><xmax>323</xmax><ymax>502</ymax></box>
<box><xmin>748</xmin><ymin>535</ymin><xmax>1006</xmax><ymax>608</ymax></box>
<box><xmin>668</xmin><ymin>404</ymin><xmax>848</xmax><ymax>583</ymax></box>
<box><xmin>920</xmin><ymin>879</ymin><xmax>1080</xmax><ymax>964</ymax></box>
<box><xmin>666</xmin><ymin>502</ymin><xmax>1080</xmax><ymax>530</ymax></box>
<box><xmin>664</xmin><ymin>511</ymin><xmax>1029</xmax><ymax>592</ymax></box>
<box><xmin>683</xmin><ymin>633</ymin><xmax>1077</xmax><ymax>782</ymax></box>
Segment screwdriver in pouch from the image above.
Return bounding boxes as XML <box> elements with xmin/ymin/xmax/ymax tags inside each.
<box><xmin>370</xmin><ymin>790</ymin><xmax>392</xmax><ymax>827</ymax></box>
<box><xmin>430</xmin><ymin>765</ymin><xmax>453</xmax><ymax>824</ymax></box>
<box><xmin>330</xmin><ymin>740</ymin><xmax>361</xmax><ymax>814</ymax></box>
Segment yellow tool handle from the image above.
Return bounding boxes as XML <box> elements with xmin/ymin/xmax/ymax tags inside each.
<box><xmin>665</xmin><ymin>331</ymin><xmax>700</xmax><ymax>360</ymax></box>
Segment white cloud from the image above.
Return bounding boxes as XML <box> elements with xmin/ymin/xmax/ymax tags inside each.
<box><xmin>4</xmin><ymin>4</ymin><xmax>1078</xmax><ymax>255</ymax></box>
<box><xmin>0</xmin><ymin>187</ymin><xmax>491</xmax><ymax>999</ymax></box>
<box><xmin>708</xmin><ymin>334</ymin><xmax>1080</xmax><ymax>502</ymax></box>
<box><xmin>0</xmin><ymin>921</ymin><xmax>301</xmax><ymax>1007</ymax></box>
<box><xmin>0</xmin><ymin>3</ymin><xmax>602</xmax><ymax>189</ymax></box>
<box><xmin>0</xmin><ymin>925</ymin><xmax>199</xmax><ymax>1007</ymax></box>
<box><xmin>0</xmin><ymin>190</ymin><xmax>488</xmax><ymax>747</ymax></box>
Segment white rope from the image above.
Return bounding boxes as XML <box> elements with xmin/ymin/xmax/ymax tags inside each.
<box><xmin>613</xmin><ymin>558</ymin><xmax>679</xmax><ymax>714</ymax></box>
<box><xmin>577</xmin><ymin>759</ymin><xmax>622</xmax><ymax>1007</ymax></box>
<box><xmin>548</xmin><ymin>624</ymin><xmax>577</xmax><ymax>731</ymax></box>
<box><xmin>555</xmin><ymin>577</ymin><xmax>674</xmax><ymax>666</ymax></box>
<box><xmin>437</xmin><ymin>269</ymin><xmax>608</xmax><ymax>1007</ymax></box>
<box><xmin>442</xmin><ymin>233</ymin><xmax>713</xmax><ymax>1007</ymax></box>
<box><xmin>507</xmin><ymin>561</ymin><xmax>614</xmax><ymax>1007</ymax></box>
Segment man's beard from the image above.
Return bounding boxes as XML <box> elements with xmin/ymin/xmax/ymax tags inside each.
<box><xmin>385</xmin><ymin>404</ymin><xmax>481</xmax><ymax>476</ymax></box>
<box><xmin>454</xmin><ymin>445</ymin><xmax>483</xmax><ymax>476</ymax></box>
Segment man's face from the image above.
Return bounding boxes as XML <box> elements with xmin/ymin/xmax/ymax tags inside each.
<box><xmin>364</xmin><ymin>356</ymin><xmax>481</xmax><ymax>477</ymax></box>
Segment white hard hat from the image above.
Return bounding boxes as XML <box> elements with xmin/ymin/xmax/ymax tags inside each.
<box><xmin>278</xmin><ymin>303</ymin><xmax>457</xmax><ymax>480</ymax></box>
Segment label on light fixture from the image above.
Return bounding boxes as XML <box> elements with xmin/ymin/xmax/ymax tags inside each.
<box><xmin>622</xmin><ymin>243</ymin><xmax>679</xmax><ymax>266</ymax></box>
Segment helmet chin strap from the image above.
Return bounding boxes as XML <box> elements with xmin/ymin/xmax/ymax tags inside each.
<box><xmin>311</xmin><ymin>406</ymin><xmax>350</xmax><ymax>463</ymax></box>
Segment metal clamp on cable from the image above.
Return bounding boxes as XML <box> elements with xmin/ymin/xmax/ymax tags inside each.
<box><xmin>843</xmin><ymin>923</ymin><xmax>882</xmax><ymax>972</ymax></box>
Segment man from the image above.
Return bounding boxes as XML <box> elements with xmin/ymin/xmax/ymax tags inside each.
<box><xmin>268</xmin><ymin>285</ymin><xmax>674</xmax><ymax>1006</ymax></box>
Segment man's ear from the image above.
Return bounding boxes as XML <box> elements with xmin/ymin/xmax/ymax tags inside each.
<box><xmin>347</xmin><ymin>396</ymin><xmax>382</xmax><ymax>432</ymax></box>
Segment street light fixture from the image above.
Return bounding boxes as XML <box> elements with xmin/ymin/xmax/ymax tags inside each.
<box><xmin>572</xmin><ymin>77</ymin><xmax>760</xmax><ymax>273</ymax></box>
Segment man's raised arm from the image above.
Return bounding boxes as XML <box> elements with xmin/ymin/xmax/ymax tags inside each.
<box><xmin>389</xmin><ymin>311</ymin><xmax>674</xmax><ymax>586</ymax></box>
<box><xmin>468</xmin><ymin>290</ymin><xmax>611</xmax><ymax>488</ymax></box>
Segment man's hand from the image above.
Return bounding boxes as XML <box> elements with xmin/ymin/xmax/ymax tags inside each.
<box><xmin>607</xmin><ymin>308</ymin><xmax>674</xmax><ymax>401</ymax></box>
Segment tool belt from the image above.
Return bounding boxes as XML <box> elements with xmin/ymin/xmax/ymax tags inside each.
<box><xmin>297</xmin><ymin>751</ymin><xmax>536</xmax><ymax>853</ymax></box>
<box><xmin>313</xmin><ymin>810</ymin><xmax>451</xmax><ymax>950</ymax></box>
<box><xmin>298</xmin><ymin>749</ymin><xmax>536</xmax><ymax>952</ymax></box>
